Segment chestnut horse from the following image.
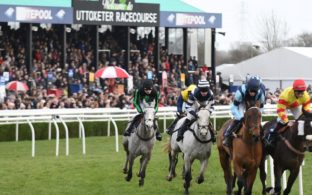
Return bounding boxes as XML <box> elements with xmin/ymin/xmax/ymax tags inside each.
<box><xmin>217</xmin><ymin>105</ymin><xmax>262</xmax><ymax>195</ymax></box>
<box><xmin>259</xmin><ymin>110</ymin><xmax>312</xmax><ymax>195</ymax></box>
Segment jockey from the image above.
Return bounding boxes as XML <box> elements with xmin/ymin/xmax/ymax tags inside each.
<box><xmin>123</xmin><ymin>79</ymin><xmax>162</xmax><ymax>141</ymax></box>
<box><xmin>223</xmin><ymin>75</ymin><xmax>266</xmax><ymax>146</ymax></box>
<box><xmin>166</xmin><ymin>84</ymin><xmax>196</xmax><ymax>134</ymax></box>
<box><xmin>266</xmin><ymin>79</ymin><xmax>311</xmax><ymax>145</ymax></box>
<box><xmin>176</xmin><ymin>80</ymin><xmax>215</xmax><ymax>142</ymax></box>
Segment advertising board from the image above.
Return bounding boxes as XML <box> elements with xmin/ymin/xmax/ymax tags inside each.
<box><xmin>72</xmin><ymin>0</ymin><xmax>160</xmax><ymax>26</ymax></box>
<box><xmin>0</xmin><ymin>5</ymin><xmax>73</xmax><ymax>24</ymax></box>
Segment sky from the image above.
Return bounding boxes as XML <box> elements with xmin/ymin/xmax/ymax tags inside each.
<box><xmin>183</xmin><ymin>0</ymin><xmax>312</xmax><ymax>50</ymax></box>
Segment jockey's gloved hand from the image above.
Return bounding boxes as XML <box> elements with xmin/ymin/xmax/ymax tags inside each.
<box><xmin>208</xmin><ymin>108</ymin><xmax>214</xmax><ymax>114</ymax></box>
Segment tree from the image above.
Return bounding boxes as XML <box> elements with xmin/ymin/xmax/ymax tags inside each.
<box><xmin>216</xmin><ymin>43</ymin><xmax>262</xmax><ymax>65</ymax></box>
<box><xmin>287</xmin><ymin>32</ymin><xmax>312</xmax><ymax>47</ymax></box>
<box><xmin>257</xmin><ymin>12</ymin><xmax>289</xmax><ymax>51</ymax></box>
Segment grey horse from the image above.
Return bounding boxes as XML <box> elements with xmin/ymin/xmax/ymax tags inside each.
<box><xmin>167</xmin><ymin>101</ymin><xmax>214</xmax><ymax>195</ymax></box>
<box><xmin>123</xmin><ymin>100</ymin><xmax>157</xmax><ymax>186</ymax></box>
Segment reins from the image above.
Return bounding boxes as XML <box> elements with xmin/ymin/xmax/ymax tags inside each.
<box><xmin>136</xmin><ymin>130</ymin><xmax>155</xmax><ymax>141</ymax></box>
<box><xmin>189</xmin><ymin>128</ymin><xmax>213</xmax><ymax>144</ymax></box>
<box><xmin>279</xmin><ymin>135</ymin><xmax>305</xmax><ymax>156</ymax></box>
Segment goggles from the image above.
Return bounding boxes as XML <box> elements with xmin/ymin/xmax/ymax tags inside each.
<box><xmin>200</xmin><ymin>88</ymin><xmax>209</xmax><ymax>92</ymax></box>
<box><xmin>294</xmin><ymin>90</ymin><xmax>304</xmax><ymax>94</ymax></box>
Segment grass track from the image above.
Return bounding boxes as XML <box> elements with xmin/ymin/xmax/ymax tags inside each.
<box><xmin>0</xmin><ymin>134</ymin><xmax>311</xmax><ymax>194</ymax></box>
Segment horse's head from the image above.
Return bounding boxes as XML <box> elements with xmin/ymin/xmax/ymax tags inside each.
<box><xmin>243</xmin><ymin>106</ymin><xmax>262</xmax><ymax>142</ymax></box>
<box><xmin>296</xmin><ymin>110</ymin><xmax>312</xmax><ymax>141</ymax></box>
<box><xmin>142</xmin><ymin>100</ymin><xmax>156</xmax><ymax>131</ymax></box>
<box><xmin>245</xmin><ymin>99</ymin><xmax>261</xmax><ymax>110</ymax></box>
<box><xmin>196</xmin><ymin>101</ymin><xmax>212</xmax><ymax>137</ymax></box>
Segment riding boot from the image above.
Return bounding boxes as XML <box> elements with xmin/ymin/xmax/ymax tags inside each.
<box><xmin>166</xmin><ymin>117</ymin><xmax>180</xmax><ymax>135</ymax></box>
<box><xmin>176</xmin><ymin>119</ymin><xmax>191</xmax><ymax>142</ymax></box>
<box><xmin>266</xmin><ymin>122</ymin><xmax>286</xmax><ymax>146</ymax></box>
<box><xmin>123</xmin><ymin>114</ymin><xmax>141</xmax><ymax>136</ymax></box>
<box><xmin>154</xmin><ymin>120</ymin><xmax>162</xmax><ymax>141</ymax></box>
<box><xmin>209</xmin><ymin>122</ymin><xmax>216</xmax><ymax>143</ymax></box>
<box><xmin>210</xmin><ymin>129</ymin><xmax>216</xmax><ymax>143</ymax></box>
<box><xmin>223</xmin><ymin>119</ymin><xmax>241</xmax><ymax>147</ymax></box>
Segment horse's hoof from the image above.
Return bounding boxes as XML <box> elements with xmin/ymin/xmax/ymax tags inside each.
<box><xmin>167</xmin><ymin>176</ymin><xmax>172</xmax><ymax>181</ymax></box>
<box><xmin>123</xmin><ymin>169</ymin><xmax>127</xmax><ymax>174</ymax></box>
<box><xmin>196</xmin><ymin>176</ymin><xmax>204</xmax><ymax>184</ymax></box>
<box><xmin>125</xmin><ymin>176</ymin><xmax>131</xmax><ymax>182</ymax></box>
<box><xmin>139</xmin><ymin>180</ymin><xmax>144</xmax><ymax>187</ymax></box>
<box><xmin>265</xmin><ymin>187</ymin><xmax>275</xmax><ymax>194</ymax></box>
<box><xmin>234</xmin><ymin>191</ymin><xmax>241</xmax><ymax>195</ymax></box>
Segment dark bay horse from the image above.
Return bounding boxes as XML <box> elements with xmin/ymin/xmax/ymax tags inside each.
<box><xmin>123</xmin><ymin>101</ymin><xmax>157</xmax><ymax>186</ymax></box>
<box><xmin>259</xmin><ymin>110</ymin><xmax>312</xmax><ymax>195</ymax></box>
<box><xmin>217</xmin><ymin>106</ymin><xmax>262</xmax><ymax>195</ymax></box>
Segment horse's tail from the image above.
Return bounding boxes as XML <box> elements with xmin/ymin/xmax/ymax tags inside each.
<box><xmin>163</xmin><ymin>136</ymin><xmax>172</xmax><ymax>153</ymax></box>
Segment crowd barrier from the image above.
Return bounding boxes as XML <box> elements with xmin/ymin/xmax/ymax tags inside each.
<box><xmin>0</xmin><ymin>104</ymin><xmax>277</xmax><ymax>157</ymax></box>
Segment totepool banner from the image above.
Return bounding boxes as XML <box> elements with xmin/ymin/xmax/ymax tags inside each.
<box><xmin>0</xmin><ymin>0</ymin><xmax>71</xmax><ymax>8</ymax></box>
<box><xmin>72</xmin><ymin>0</ymin><xmax>160</xmax><ymax>26</ymax></box>
<box><xmin>0</xmin><ymin>5</ymin><xmax>73</xmax><ymax>24</ymax></box>
<box><xmin>160</xmin><ymin>11</ymin><xmax>222</xmax><ymax>28</ymax></box>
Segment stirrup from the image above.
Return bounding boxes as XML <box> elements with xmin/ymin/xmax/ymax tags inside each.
<box><xmin>156</xmin><ymin>134</ymin><xmax>162</xmax><ymax>141</ymax></box>
<box><xmin>222</xmin><ymin>137</ymin><xmax>231</xmax><ymax>147</ymax></box>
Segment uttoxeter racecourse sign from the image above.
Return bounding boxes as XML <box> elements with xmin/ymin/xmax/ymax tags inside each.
<box><xmin>72</xmin><ymin>0</ymin><xmax>160</xmax><ymax>27</ymax></box>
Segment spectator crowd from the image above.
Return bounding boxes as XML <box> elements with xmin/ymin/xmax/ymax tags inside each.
<box><xmin>0</xmin><ymin>24</ymin><xmax>312</xmax><ymax>110</ymax></box>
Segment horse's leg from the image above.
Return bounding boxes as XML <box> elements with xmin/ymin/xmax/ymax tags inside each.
<box><xmin>137</xmin><ymin>156</ymin><xmax>144</xmax><ymax>177</ymax></box>
<box><xmin>123</xmin><ymin>150</ymin><xmax>129</xmax><ymax>174</ymax></box>
<box><xmin>218</xmin><ymin>148</ymin><xmax>233</xmax><ymax>195</ymax></box>
<box><xmin>173</xmin><ymin>152</ymin><xmax>178</xmax><ymax>177</ymax></box>
<box><xmin>138</xmin><ymin>153</ymin><xmax>152</xmax><ymax>187</ymax></box>
<box><xmin>182</xmin><ymin>153</ymin><xmax>185</xmax><ymax>179</ymax></box>
<box><xmin>235</xmin><ymin>175</ymin><xmax>243</xmax><ymax>195</ymax></box>
<box><xmin>196</xmin><ymin>158</ymin><xmax>208</xmax><ymax>184</ymax></box>
<box><xmin>125</xmin><ymin>153</ymin><xmax>135</xmax><ymax>182</ymax></box>
<box><xmin>244</xmin><ymin>168</ymin><xmax>258</xmax><ymax>195</ymax></box>
<box><xmin>167</xmin><ymin>150</ymin><xmax>178</xmax><ymax>181</ymax></box>
<box><xmin>183</xmin><ymin>155</ymin><xmax>192</xmax><ymax>195</ymax></box>
<box><xmin>123</xmin><ymin>139</ymin><xmax>129</xmax><ymax>174</ymax></box>
<box><xmin>234</xmin><ymin>163</ymin><xmax>245</xmax><ymax>195</ymax></box>
<box><xmin>259</xmin><ymin>155</ymin><xmax>267</xmax><ymax>194</ymax></box>
<box><xmin>283</xmin><ymin>166</ymin><xmax>300</xmax><ymax>195</ymax></box>
<box><xmin>273</xmin><ymin>165</ymin><xmax>283</xmax><ymax>195</ymax></box>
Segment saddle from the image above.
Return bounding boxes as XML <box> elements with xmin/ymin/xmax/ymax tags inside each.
<box><xmin>269</xmin><ymin>120</ymin><xmax>294</xmax><ymax>134</ymax></box>
<box><xmin>263</xmin><ymin>120</ymin><xmax>294</xmax><ymax>147</ymax></box>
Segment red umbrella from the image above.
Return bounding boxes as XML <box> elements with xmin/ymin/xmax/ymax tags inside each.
<box><xmin>6</xmin><ymin>81</ymin><xmax>29</xmax><ymax>91</ymax></box>
<box><xmin>95</xmin><ymin>66</ymin><xmax>129</xmax><ymax>79</ymax></box>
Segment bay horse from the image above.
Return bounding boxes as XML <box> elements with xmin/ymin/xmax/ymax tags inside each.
<box><xmin>259</xmin><ymin>109</ymin><xmax>312</xmax><ymax>195</ymax></box>
<box><xmin>123</xmin><ymin>100</ymin><xmax>157</xmax><ymax>186</ymax></box>
<box><xmin>166</xmin><ymin>101</ymin><xmax>214</xmax><ymax>195</ymax></box>
<box><xmin>217</xmin><ymin>102</ymin><xmax>262</xmax><ymax>195</ymax></box>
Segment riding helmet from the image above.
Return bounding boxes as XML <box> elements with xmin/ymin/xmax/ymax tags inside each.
<box><xmin>293</xmin><ymin>79</ymin><xmax>306</xmax><ymax>91</ymax></box>
<box><xmin>246</xmin><ymin>76</ymin><xmax>260</xmax><ymax>92</ymax></box>
<box><xmin>143</xmin><ymin>79</ymin><xmax>153</xmax><ymax>90</ymax></box>
<box><xmin>197</xmin><ymin>80</ymin><xmax>210</xmax><ymax>92</ymax></box>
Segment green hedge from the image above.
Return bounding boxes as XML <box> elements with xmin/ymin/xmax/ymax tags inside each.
<box><xmin>0</xmin><ymin>116</ymin><xmax>277</xmax><ymax>142</ymax></box>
